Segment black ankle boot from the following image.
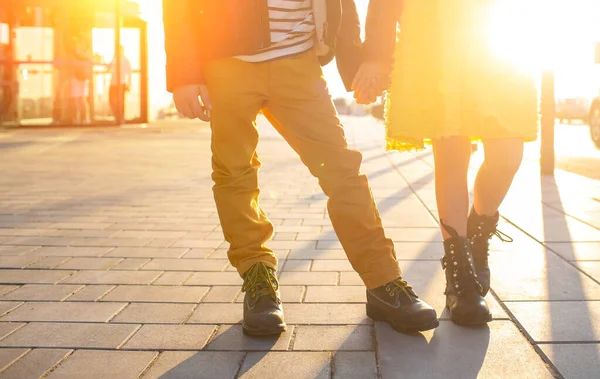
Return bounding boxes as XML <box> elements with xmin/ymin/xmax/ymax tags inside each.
<box><xmin>441</xmin><ymin>222</ymin><xmax>491</xmax><ymax>325</ymax></box>
<box><xmin>241</xmin><ymin>263</ymin><xmax>286</xmax><ymax>336</ymax></box>
<box><xmin>467</xmin><ymin>208</ymin><xmax>513</xmax><ymax>296</ymax></box>
<box><xmin>366</xmin><ymin>277</ymin><xmax>439</xmax><ymax>333</ymax></box>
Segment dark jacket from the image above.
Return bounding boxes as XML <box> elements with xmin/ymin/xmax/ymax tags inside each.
<box><xmin>163</xmin><ymin>0</ymin><xmax>362</xmax><ymax>92</ymax></box>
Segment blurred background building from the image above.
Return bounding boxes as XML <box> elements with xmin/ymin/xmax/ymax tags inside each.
<box><xmin>0</xmin><ymin>0</ymin><xmax>148</xmax><ymax>126</ymax></box>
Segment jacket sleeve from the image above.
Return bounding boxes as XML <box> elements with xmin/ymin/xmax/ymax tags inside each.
<box><xmin>162</xmin><ymin>0</ymin><xmax>205</xmax><ymax>92</ymax></box>
<box><xmin>362</xmin><ymin>0</ymin><xmax>402</xmax><ymax>64</ymax></box>
<box><xmin>335</xmin><ymin>0</ymin><xmax>363</xmax><ymax>92</ymax></box>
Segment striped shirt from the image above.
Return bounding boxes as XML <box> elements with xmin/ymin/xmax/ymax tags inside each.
<box><xmin>236</xmin><ymin>0</ymin><xmax>315</xmax><ymax>62</ymax></box>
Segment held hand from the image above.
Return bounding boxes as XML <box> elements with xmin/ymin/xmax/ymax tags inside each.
<box><xmin>351</xmin><ymin>61</ymin><xmax>391</xmax><ymax>105</ymax></box>
<box><xmin>173</xmin><ymin>84</ymin><xmax>212</xmax><ymax>122</ymax></box>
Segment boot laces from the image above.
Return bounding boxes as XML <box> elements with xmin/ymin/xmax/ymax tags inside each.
<box><xmin>242</xmin><ymin>263</ymin><xmax>280</xmax><ymax>303</ymax></box>
<box><xmin>474</xmin><ymin>218</ymin><xmax>514</xmax><ymax>243</ymax></box>
<box><xmin>386</xmin><ymin>278</ymin><xmax>418</xmax><ymax>299</ymax></box>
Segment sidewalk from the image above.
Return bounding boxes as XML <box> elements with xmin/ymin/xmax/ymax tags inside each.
<box><xmin>0</xmin><ymin>116</ymin><xmax>598</xmax><ymax>378</ymax></box>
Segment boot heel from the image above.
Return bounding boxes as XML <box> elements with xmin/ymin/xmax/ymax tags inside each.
<box><xmin>366</xmin><ymin>303</ymin><xmax>386</xmax><ymax>321</ymax></box>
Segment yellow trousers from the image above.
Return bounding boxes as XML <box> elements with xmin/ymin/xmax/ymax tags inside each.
<box><xmin>204</xmin><ymin>50</ymin><xmax>400</xmax><ymax>289</ymax></box>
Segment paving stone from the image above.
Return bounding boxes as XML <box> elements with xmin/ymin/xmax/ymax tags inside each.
<box><xmin>105</xmin><ymin>247</ymin><xmax>188</xmax><ymax>258</ymax></box>
<box><xmin>284</xmin><ymin>304</ymin><xmax>369</xmax><ymax>325</ymax></box>
<box><xmin>65</xmin><ymin>285</ymin><xmax>115</xmax><ymax>301</ymax></box>
<box><xmin>153</xmin><ymin>272</ymin><xmax>193</xmax><ymax>285</ymax></box>
<box><xmin>0</xmin><ymin>246</ymin><xmax>38</xmax><ymax>256</ymax></box>
<box><xmin>187</xmin><ymin>304</ymin><xmax>243</xmax><ymax>324</ymax></box>
<box><xmin>311</xmin><ymin>260</ymin><xmax>354</xmax><ymax>271</ymax></box>
<box><xmin>546</xmin><ymin>242</ymin><xmax>600</xmax><ymax>261</ymax></box>
<box><xmin>0</xmin><ymin>348</ymin><xmax>71</xmax><ymax>379</ymax></box>
<box><xmin>278</xmin><ymin>225</ymin><xmax>321</xmax><ymax>232</ymax></box>
<box><xmin>1</xmin><ymin>302</ymin><xmax>126</xmax><ymax>322</ymax></box>
<box><xmin>539</xmin><ymin>343</ymin><xmax>600</xmax><ymax>379</ymax></box>
<box><xmin>294</xmin><ymin>325</ymin><xmax>373</xmax><ymax>351</ymax></box>
<box><xmin>490</xmin><ymin>250</ymin><xmax>600</xmax><ymax>301</ymax></box>
<box><xmin>0</xmin><ymin>255</ymin><xmax>42</xmax><ymax>269</ymax></box>
<box><xmin>27</xmin><ymin>257</ymin><xmax>71</xmax><ymax>269</ymax></box>
<box><xmin>113</xmin><ymin>231</ymin><xmax>187</xmax><ymax>239</ymax></box>
<box><xmin>186</xmin><ymin>272</ymin><xmax>242</xmax><ymax>286</ymax></box>
<box><xmin>1</xmin><ymin>285</ymin><xmax>82</xmax><ymax>301</ymax></box>
<box><xmin>273</xmin><ymin>232</ymin><xmax>298</xmax><ymax>241</ymax></box>
<box><xmin>69</xmin><ymin>237</ymin><xmax>155</xmax><ymax>247</ymax></box>
<box><xmin>205</xmin><ymin>325</ymin><xmax>293</xmax><ymax>351</ymax></box>
<box><xmin>0</xmin><ymin>287</ymin><xmax>18</xmax><ymax>297</ymax></box>
<box><xmin>61</xmin><ymin>270</ymin><xmax>161</xmax><ymax>285</ymax></box>
<box><xmin>304</xmin><ymin>286</ymin><xmax>365</xmax><ymax>303</ymax></box>
<box><xmin>56</xmin><ymin>257</ymin><xmax>122</xmax><ymax>270</ymax></box>
<box><xmin>376</xmin><ymin>321</ymin><xmax>553</xmax><ymax>379</ymax></box>
<box><xmin>0</xmin><ymin>348</ymin><xmax>28</xmax><ymax>372</ymax></box>
<box><xmin>29</xmin><ymin>247</ymin><xmax>111</xmax><ymax>257</ymax></box>
<box><xmin>202</xmin><ymin>286</ymin><xmax>240</xmax><ymax>303</ymax></box>
<box><xmin>181</xmin><ymin>249</ymin><xmax>214</xmax><ymax>259</ymax></box>
<box><xmin>111</xmin><ymin>303</ymin><xmax>194</xmax><ymax>324</ymax></box>
<box><xmin>575</xmin><ymin>261</ymin><xmax>600</xmax><ymax>282</ymax></box>
<box><xmin>0</xmin><ymin>322</ymin><xmax>138</xmax><ymax>348</ymax></box>
<box><xmin>506</xmin><ymin>301</ymin><xmax>600</xmax><ymax>342</ymax></box>
<box><xmin>170</xmin><ymin>239</ymin><xmax>224</xmax><ymax>249</ymax></box>
<box><xmin>111</xmin><ymin>258</ymin><xmax>150</xmax><ymax>270</ymax></box>
<box><xmin>142</xmin><ymin>258</ymin><xmax>228</xmax><ymax>272</ymax></box>
<box><xmin>238</xmin><ymin>352</ymin><xmax>330</xmax><ymax>379</ymax></box>
<box><xmin>52</xmin><ymin>229</ymin><xmax>119</xmax><ymax>238</ymax></box>
<box><xmin>0</xmin><ymin>270</ymin><xmax>74</xmax><ymax>285</ymax></box>
<box><xmin>0</xmin><ymin>237</ymin><xmax>72</xmax><ymax>246</ymax></box>
<box><xmin>286</xmin><ymin>252</ymin><xmax>341</xmax><ymax>265</ymax></box>
<box><xmin>46</xmin><ymin>350</ymin><xmax>156</xmax><ymax>379</ymax></box>
<box><xmin>339</xmin><ymin>272</ymin><xmax>362</xmax><ymax>285</ymax></box>
<box><xmin>0</xmin><ymin>303</ymin><xmax>22</xmax><ymax>317</ymax></box>
<box><xmin>53</xmin><ymin>222</ymin><xmax>112</xmax><ymax>230</ymax></box>
<box><xmin>279</xmin><ymin>272</ymin><xmax>337</xmax><ymax>285</ymax></box>
<box><xmin>282</xmin><ymin>260</ymin><xmax>312</xmax><ymax>272</ymax></box>
<box><xmin>141</xmin><ymin>351</ymin><xmax>244</xmax><ymax>379</ymax></box>
<box><xmin>333</xmin><ymin>352</ymin><xmax>377</xmax><ymax>379</ymax></box>
<box><xmin>122</xmin><ymin>324</ymin><xmax>216</xmax><ymax>350</ymax></box>
<box><xmin>0</xmin><ymin>323</ymin><xmax>25</xmax><ymax>340</ymax></box>
<box><xmin>105</xmin><ymin>223</ymin><xmax>156</xmax><ymax>230</ymax></box>
<box><xmin>102</xmin><ymin>285</ymin><xmax>208</xmax><ymax>303</ymax></box>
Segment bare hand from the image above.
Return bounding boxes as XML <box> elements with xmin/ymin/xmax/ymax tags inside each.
<box><xmin>173</xmin><ymin>84</ymin><xmax>212</xmax><ymax>121</ymax></box>
<box><xmin>351</xmin><ymin>61</ymin><xmax>391</xmax><ymax>105</ymax></box>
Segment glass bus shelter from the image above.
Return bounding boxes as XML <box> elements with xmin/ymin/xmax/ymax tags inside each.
<box><xmin>0</xmin><ymin>0</ymin><xmax>148</xmax><ymax>127</ymax></box>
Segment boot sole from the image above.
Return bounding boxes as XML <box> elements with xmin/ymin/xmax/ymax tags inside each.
<box><xmin>366</xmin><ymin>304</ymin><xmax>440</xmax><ymax>333</ymax></box>
<box><xmin>448</xmin><ymin>308</ymin><xmax>493</xmax><ymax>326</ymax></box>
<box><xmin>242</xmin><ymin>323</ymin><xmax>287</xmax><ymax>337</ymax></box>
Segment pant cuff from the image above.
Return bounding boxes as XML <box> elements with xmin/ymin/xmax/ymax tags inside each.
<box><xmin>360</xmin><ymin>263</ymin><xmax>402</xmax><ymax>289</ymax></box>
<box><xmin>235</xmin><ymin>256</ymin><xmax>279</xmax><ymax>278</ymax></box>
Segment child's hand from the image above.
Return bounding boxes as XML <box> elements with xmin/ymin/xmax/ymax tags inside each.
<box><xmin>173</xmin><ymin>84</ymin><xmax>212</xmax><ymax>121</ymax></box>
<box><xmin>352</xmin><ymin>61</ymin><xmax>391</xmax><ymax>105</ymax></box>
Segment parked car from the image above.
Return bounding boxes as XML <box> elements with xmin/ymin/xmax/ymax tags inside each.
<box><xmin>556</xmin><ymin>97</ymin><xmax>591</xmax><ymax>124</ymax></box>
<box><xmin>588</xmin><ymin>98</ymin><xmax>600</xmax><ymax>149</ymax></box>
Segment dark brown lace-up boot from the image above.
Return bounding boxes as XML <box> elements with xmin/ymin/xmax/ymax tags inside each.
<box><xmin>366</xmin><ymin>277</ymin><xmax>439</xmax><ymax>333</ymax></box>
<box><xmin>241</xmin><ymin>263</ymin><xmax>286</xmax><ymax>336</ymax></box>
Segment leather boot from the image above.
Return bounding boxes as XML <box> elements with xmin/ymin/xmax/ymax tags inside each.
<box><xmin>241</xmin><ymin>262</ymin><xmax>287</xmax><ymax>336</ymax></box>
<box><xmin>367</xmin><ymin>277</ymin><xmax>439</xmax><ymax>333</ymax></box>
<box><xmin>441</xmin><ymin>222</ymin><xmax>492</xmax><ymax>325</ymax></box>
<box><xmin>467</xmin><ymin>207</ymin><xmax>513</xmax><ymax>296</ymax></box>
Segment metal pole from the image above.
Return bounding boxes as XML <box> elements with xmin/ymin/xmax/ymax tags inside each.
<box><xmin>115</xmin><ymin>0</ymin><xmax>122</xmax><ymax>125</ymax></box>
<box><xmin>540</xmin><ymin>70</ymin><xmax>555</xmax><ymax>176</ymax></box>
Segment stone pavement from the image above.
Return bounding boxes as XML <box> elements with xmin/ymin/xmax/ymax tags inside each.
<box><xmin>0</xmin><ymin>116</ymin><xmax>599</xmax><ymax>379</ymax></box>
